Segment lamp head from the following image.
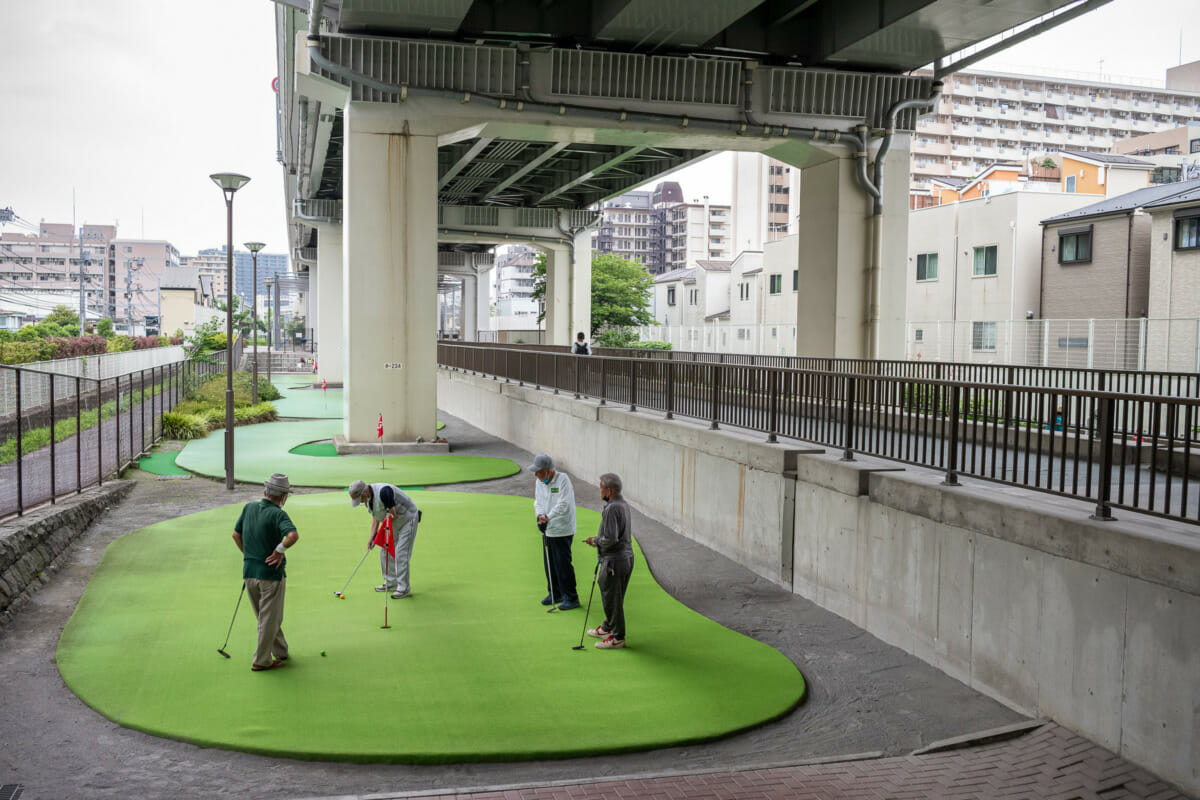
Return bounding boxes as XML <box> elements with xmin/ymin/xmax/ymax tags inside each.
<box><xmin>209</xmin><ymin>173</ymin><xmax>251</xmax><ymax>198</ymax></box>
<box><xmin>244</xmin><ymin>241</ymin><xmax>266</xmax><ymax>254</ymax></box>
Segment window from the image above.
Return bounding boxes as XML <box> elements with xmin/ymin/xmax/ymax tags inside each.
<box><xmin>1175</xmin><ymin>211</ymin><xmax>1200</xmax><ymax>251</ymax></box>
<box><xmin>666</xmin><ymin>287</ymin><xmax>676</xmax><ymax>306</ymax></box>
<box><xmin>739</xmin><ymin>282</ymin><xmax>749</xmax><ymax>301</ymax></box>
<box><xmin>916</xmin><ymin>252</ymin><xmax>938</xmax><ymax>281</ymax></box>
<box><xmin>1058</xmin><ymin>226</ymin><xmax>1092</xmax><ymax>264</ymax></box>
<box><xmin>688</xmin><ymin>289</ymin><xmax>698</xmax><ymax>305</ymax></box>
<box><xmin>1065</xmin><ymin>175</ymin><xmax>1076</xmax><ymax>192</ymax></box>
<box><xmin>792</xmin><ymin>270</ymin><xmax>798</xmax><ymax>291</ymax></box>
<box><xmin>972</xmin><ymin>321</ymin><xmax>997</xmax><ymax>351</ymax></box>
<box><xmin>914</xmin><ymin>329</ymin><xmax>924</xmax><ymax>342</ymax></box>
<box><xmin>973</xmin><ymin>245</ymin><xmax>998</xmax><ymax>276</ymax></box>
<box><xmin>769</xmin><ymin>274</ymin><xmax>782</xmax><ymax>294</ymax></box>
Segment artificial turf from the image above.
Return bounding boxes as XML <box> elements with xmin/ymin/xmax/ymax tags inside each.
<box><xmin>175</xmin><ymin>419</ymin><xmax>518</xmax><ymax>487</ymax></box>
<box><xmin>289</xmin><ymin>441</ymin><xmax>338</xmax><ymax>457</ymax></box>
<box><xmin>136</xmin><ymin>451</ymin><xmax>192</xmax><ymax>476</ymax></box>
<box><xmin>57</xmin><ymin>491</ymin><xmax>806</xmax><ymax>763</ymax></box>
<box><xmin>269</xmin><ymin>380</ymin><xmax>343</xmax><ymax>419</ymax></box>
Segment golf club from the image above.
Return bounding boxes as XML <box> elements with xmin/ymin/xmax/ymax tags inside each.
<box><xmin>381</xmin><ymin>517</ymin><xmax>393</xmax><ymax>630</ymax></box>
<box><xmin>571</xmin><ymin>560</ymin><xmax>600</xmax><ymax>650</ymax></box>
<box><xmin>334</xmin><ymin>547</ymin><xmax>372</xmax><ymax>598</ymax></box>
<box><xmin>543</xmin><ymin>541</ymin><xmax>558</xmax><ymax>613</ymax></box>
<box><xmin>217</xmin><ymin>583</ymin><xmax>246</xmax><ymax>658</ymax></box>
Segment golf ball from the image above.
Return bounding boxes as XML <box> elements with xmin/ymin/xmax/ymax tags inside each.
<box><xmin>320</xmin><ymin>650</ymin><xmax>327</xmax><ymax>657</ymax></box>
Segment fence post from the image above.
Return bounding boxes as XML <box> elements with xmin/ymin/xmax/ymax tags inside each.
<box><xmin>599</xmin><ymin>358</ymin><xmax>607</xmax><ymax>405</ymax></box>
<box><xmin>75</xmin><ymin>376</ymin><xmax>82</xmax><ymax>494</ymax></box>
<box><xmin>49</xmin><ymin>374</ymin><xmax>56</xmax><ymax>504</ymax></box>
<box><xmin>630</xmin><ymin>360</ymin><xmax>638</xmax><ymax>412</ymax></box>
<box><xmin>97</xmin><ymin>379</ymin><xmax>104</xmax><ymax>486</ymax></box>
<box><xmin>840</xmin><ymin>374</ymin><xmax>856</xmax><ymax>461</ymax></box>
<box><xmin>665</xmin><ymin>362</ymin><xmax>675</xmax><ymax>420</ymax></box>
<box><xmin>1090</xmin><ymin>394</ymin><xmax>1117</xmax><ymax>522</ymax></box>
<box><xmin>574</xmin><ymin>357</ymin><xmax>582</xmax><ymax>399</ymax></box>
<box><xmin>767</xmin><ymin>369</ymin><xmax>779</xmax><ymax>444</ymax></box>
<box><xmin>709</xmin><ymin>364</ymin><xmax>720</xmax><ymax>430</ymax></box>
<box><xmin>553</xmin><ymin>354</ymin><xmax>559</xmax><ymax>395</ymax></box>
<box><xmin>15</xmin><ymin>369</ymin><xmax>23</xmax><ymax>516</ymax></box>
<box><xmin>534</xmin><ymin>353</ymin><xmax>539</xmax><ymax>390</ymax></box>
<box><xmin>942</xmin><ymin>384</ymin><xmax>961</xmax><ymax>485</ymax></box>
<box><xmin>115</xmin><ymin>374</ymin><xmax>121</xmax><ymax>475</ymax></box>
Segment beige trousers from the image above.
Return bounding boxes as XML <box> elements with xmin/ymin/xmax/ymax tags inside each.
<box><xmin>245</xmin><ymin>577</ymin><xmax>288</xmax><ymax>667</ymax></box>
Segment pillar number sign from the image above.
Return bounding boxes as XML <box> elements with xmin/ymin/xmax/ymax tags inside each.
<box><xmin>384</xmin><ymin>362</ymin><xmax>403</xmax><ymax>369</ymax></box>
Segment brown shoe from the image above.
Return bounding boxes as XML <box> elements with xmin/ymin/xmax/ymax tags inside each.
<box><xmin>251</xmin><ymin>659</ymin><xmax>285</xmax><ymax>671</ymax></box>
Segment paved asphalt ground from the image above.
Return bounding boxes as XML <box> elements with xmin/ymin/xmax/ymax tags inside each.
<box><xmin>0</xmin><ymin>412</ymin><xmax>1191</xmax><ymax>800</ymax></box>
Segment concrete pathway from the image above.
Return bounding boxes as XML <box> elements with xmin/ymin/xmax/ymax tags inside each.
<box><xmin>0</xmin><ymin>412</ymin><xmax>1191</xmax><ymax>800</ymax></box>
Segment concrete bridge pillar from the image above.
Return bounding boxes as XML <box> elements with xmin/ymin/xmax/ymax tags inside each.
<box><xmin>314</xmin><ymin>224</ymin><xmax>342</xmax><ymax>384</ymax></box>
<box><xmin>793</xmin><ymin>145</ymin><xmax>910</xmax><ymax>359</ymax></box>
<box><xmin>342</xmin><ymin>102</ymin><xmax>439</xmax><ymax>443</ymax></box>
<box><xmin>542</xmin><ymin>224</ymin><xmax>591</xmax><ymax>346</ymax></box>
<box><xmin>461</xmin><ymin>274</ymin><xmax>478</xmax><ymax>342</ymax></box>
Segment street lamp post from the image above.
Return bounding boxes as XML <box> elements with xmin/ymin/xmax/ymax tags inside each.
<box><xmin>210</xmin><ymin>172</ymin><xmax>250</xmax><ymax>490</ymax></box>
<box><xmin>265</xmin><ymin>277</ymin><xmax>274</xmax><ymax>386</ymax></box>
<box><xmin>245</xmin><ymin>241</ymin><xmax>266</xmax><ymax>404</ymax></box>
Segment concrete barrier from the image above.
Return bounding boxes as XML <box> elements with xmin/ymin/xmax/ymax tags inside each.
<box><xmin>440</xmin><ymin>365</ymin><xmax>1200</xmax><ymax>794</ymax></box>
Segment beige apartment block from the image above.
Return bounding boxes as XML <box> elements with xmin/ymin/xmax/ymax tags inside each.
<box><xmin>180</xmin><ymin>251</ymin><xmax>228</xmax><ymax>300</ymax></box>
<box><xmin>911</xmin><ymin>64</ymin><xmax>1200</xmax><ymax>191</ymax></box>
<box><xmin>0</xmin><ymin>222</ymin><xmax>116</xmax><ymax>322</ymax></box>
<box><xmin>111</xmin><ymin>239</ymin><xmax>181</xmax><ymax>332</ymax></box>
<box><xmin>731</xmin><ymin>153</ymin><xmax>802</xmax><ymax>253</ymax></box>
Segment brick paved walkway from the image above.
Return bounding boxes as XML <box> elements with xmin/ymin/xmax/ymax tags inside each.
<box><xmin>392</xmin><ymin>723</ymin><xmax>1190</xmax><ymax>800</ymax></box>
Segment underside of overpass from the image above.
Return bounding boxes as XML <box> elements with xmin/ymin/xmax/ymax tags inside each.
<box><xmin>274</xmin><ymin>0</ymin><xmax>1111</xmax><ymax>442</ymax></box>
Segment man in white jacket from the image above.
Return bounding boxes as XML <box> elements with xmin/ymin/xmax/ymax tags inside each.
<box><xmin>531</xmin><ymin>454</ymin><xmax>580</xmax><ymax>610</ymax></box>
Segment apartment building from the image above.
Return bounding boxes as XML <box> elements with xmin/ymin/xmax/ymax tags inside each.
<box><xmin>111</xmin><ymin>239</ymin><xmax>181</xmax><ymax>332</ymax></box>
<box><xmin>593</xmin><ymin>181</ymin><xmax>732</xmax><ymax>274</ymax></box>
<box><xmin>492</xmin><ymin>244</ymin><xmax>539</xmax><ymax>325</ymax></box>
<box><xmin>179</xmin><ymin>251</ymin><xmax>228</xmax><ymax>300</ymax></box>
<box><xmin>0</xmin><ymin>222</ymin><xmax>116</xmax><ymax>321</ymax></box>
<box><xmin>911</xmin><ymin>63</ymin><xmax>1200</xmax><ymax>191</ymax></box>
<box><xmin>731</xmin><ymin>153</ymin><xmax>802</xmax><ymax>253</ymax></box>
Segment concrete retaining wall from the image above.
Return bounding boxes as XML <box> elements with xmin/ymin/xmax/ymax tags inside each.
<box><xmin>440</xmin><ymin>366</ymin><xmax>1200</xmax><ymax>794</ymax></box>
<box><xmin>0</xmin><ymin>481</ymin><xmax>134</xmax><ymax>625</ymax></box>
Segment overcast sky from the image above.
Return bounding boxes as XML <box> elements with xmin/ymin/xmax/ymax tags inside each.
<box><xmin>0</xmin><ymin>0</ymin><xmax>1197</xmax><ymax>255</ymax></box>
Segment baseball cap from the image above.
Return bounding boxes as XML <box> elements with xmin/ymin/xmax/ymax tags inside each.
<box><xmin>348</xmin><ymin>480</ymin><xmax>368</xmax><ymax>506</ymax></box>
<box><xmin>529</xmin><ymin>454</ymin><xmax>554</xmax><ymax>472</ymax></box>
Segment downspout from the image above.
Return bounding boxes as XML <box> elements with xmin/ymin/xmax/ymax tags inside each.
<box><xmin>865</xmin><ymin>83</ymin><xmax>943</xmax><ymax>360</ymax></box>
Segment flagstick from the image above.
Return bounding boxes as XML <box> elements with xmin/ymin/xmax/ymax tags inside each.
<box><xmin>381</xmin><ymin>518</ymin><xmax>393</xmax><ymax>629</ymax></box>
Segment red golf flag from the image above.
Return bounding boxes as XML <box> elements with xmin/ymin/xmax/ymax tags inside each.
<box><xmin>372</xmin><ymin>515</ymin><xmax>395</xmax><ymax>558</ymax></box>
<box><xmin>377</xmin><ymin>413</ymin><xmax>383</xmax><ymax>439</ymax></box>
<box><xmin>322</xmin><ymin>377</ymin><xmax>327</xmax><ymax>392</ymax></box>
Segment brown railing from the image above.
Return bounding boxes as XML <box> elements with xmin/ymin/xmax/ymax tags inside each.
<box><xmin>439</xmin><ymin>343</ymin><xmax>1200</xmax><ymax>526</ymax></box>
<box><xmin>0</xmin><ymin>347</ymin><xmax>237</xmax><ymax>520</ymax></box>
<box><xmin>450</xmin><ymin>341</ymin><xmax>1200</xmax><ymax>399</ymax></box>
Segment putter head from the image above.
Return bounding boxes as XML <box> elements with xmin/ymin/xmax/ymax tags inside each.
<box><xmin>217</xmin><ymin>648</ymin><xmax>231</xmax><ymax>659</ymax></box>
<box><xmin>334</xmin><ymin>591</ymin><xmax>344</xmax><ymax>598</ymax></box>
<box><xmin>571</xmin><ymin>645</ymin><xmax>586</xmax><ymax>651</ymax></box>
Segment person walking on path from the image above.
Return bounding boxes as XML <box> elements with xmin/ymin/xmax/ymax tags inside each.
<box><xmin>348</xmin><ymin>480</ymin><xmax>420</xmax><ymax>598</ymax></box>
<box><xmin>232</xmin><ymin>473</ymin><xmax>300</xmax><ymax>671</ymax></box>
<box><xmin>531</xmin><ymin>454</ymin><xmax>580</xmax><ymax>610</ymax></box>
<box><xmin>585</xmin><ymin>472</ymin><xmax>634</xmax><ymax>649</ymax></box>
<box><xmin>572</xmin><ymin>332</ymin><xmax>591</xmax><ymax>355</ymax></box>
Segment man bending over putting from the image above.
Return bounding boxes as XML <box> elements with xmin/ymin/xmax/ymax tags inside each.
<box><xmin>233</xmin><ymin>473</ymin><xmax>299</xmax><ymax>671</ymax></box>
<box><xmin>348</xmin><ymin>480</ymin><xmax>420</xmax><ymax>599</ymax></box>
<box><xmin>585</xmin><ymin>472</ymin><xmax>633</xmax><ymax>649</ymax></box>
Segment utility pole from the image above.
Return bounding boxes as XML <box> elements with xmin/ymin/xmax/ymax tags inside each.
<box><xmin>75</xmin><ymin>190</ymin><xmax>86</xmax><ymax>330</ymax></box>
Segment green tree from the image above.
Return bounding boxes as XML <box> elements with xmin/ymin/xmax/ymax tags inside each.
<box><xmin>97</xmin><ymin>318</ymin><xmax>115</xmax><ymax>337</ymax></box>
<box><xmin>214</xmin><ymin>295</ymin><xmax>255</xmax><ymax>339</ymax></box>
<box><xmin>16</xmin><ymin>325</ymin><xmax>39</xmax><ymax>341</ymax></box>
<box><xmin>44</xmin><ymin>305</ymin><xmax>80</xmax><ymax>336</ymax></box>
<box><xmin>529</xmin><ymin>252</ymin><xmax>654</xmax><ymax>335</ymax></box>
<box><xmin>590</xmin><ymin>253</ymin><xmax>653</xmax><ymax>334</ymax></box>
<box><xmin>1040</xmin><ymin>157</ymin><xmax>1057</xmax><ymax>168</ymax></box>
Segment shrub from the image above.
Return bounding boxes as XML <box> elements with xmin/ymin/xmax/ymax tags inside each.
<box><xmin>0</xmin><ymin>340</ymin><xmax>59</xmax><ymax>365</ymax></box>
<box><xmin>107</xmin><ymin>335</ymin><xmax>134</xmax><ymax>353</ymax></box>
<box><xmin>234</xmin><ymin>402</ymin><xmax>277</xmax><ymax>425</ymax></box>
<box><xmin>54</xmin><ymin>335</ymin><xmax>107</xmax><ymax>358</ymax></box>
<box><xmin>627</xmin><ymin>340</ymin><xmax>672</xmax><ymax>350</ymax></box>
<box><xmin>161</xmin><ymin>411</ymin><xmax>212</xmax><ymax>440</ymax></box>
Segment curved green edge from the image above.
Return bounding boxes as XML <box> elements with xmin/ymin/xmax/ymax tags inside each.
<box><xmin>57</xmin><ymin>492</ymin><xmax>805</xmax><ymax>763</ymax></box>
<box><xmin>175</xmin><ymin>420</ymin><xmax>518</xmax><ymax>487</ymax></box>
<box><xmin>267</xmin><ymin>380</ymin><xmax>444</xmax><ymax>429</ymax></box>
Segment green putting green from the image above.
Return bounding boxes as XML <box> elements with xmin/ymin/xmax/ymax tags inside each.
<box><xmin>176</xmin><ymin>420</ymin><xmax>518</xmax><ymax>487</ymax></box>
<box><xmin>270</xmin><ymin>380</ymin><xmax>343</xmax><ymax>419</ymax></box>
<box><xmin>57</xmin><ymin>492</ymin><xmax>805</xmax><ymax>762</ymax></box>
<box><xmin>136</xmin><ymin>451</ymin><xmax>191</xmax><ymax>476</ymax></box>
<box><xmin>289</xmin><ymin>441</ymin><xmax>338</xmax><ymax>457</ymax></box>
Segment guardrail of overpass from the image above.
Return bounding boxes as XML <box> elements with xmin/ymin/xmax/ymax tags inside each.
<box><xmin>453</xmin><ymin>340</ymin><xmax>1200</xmax><ymax>399</ymax></box>
<box><xmin>439</xmin><ymin>342</ymin><xmax>1200</xmax><ymax>527</ymax></box>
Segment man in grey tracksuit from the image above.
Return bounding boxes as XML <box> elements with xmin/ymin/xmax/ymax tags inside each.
<box><xmin>348</xmin><ymin>479</ymin><xmax>420</xmax><ymax>599</ymax></box>
<box><xmin>585</xmin><ymin>472</ymin><xmax>634</xmax><ymax>649</ymax></box>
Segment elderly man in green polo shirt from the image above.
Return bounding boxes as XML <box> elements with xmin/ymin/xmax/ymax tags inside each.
<box><xmin>233</xmin><ymin>473</ymin><xmax>300</xmax><ymax>671</ymax></box>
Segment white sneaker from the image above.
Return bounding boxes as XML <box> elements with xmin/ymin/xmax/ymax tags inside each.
<box><xmin>374</xmin><ymin>584</ymin><xmax>390</xmax><ymax>592</ymax></box>
<box><xmin>390</xmin><ymin>589</ymin><xmax>411</xmax><ymax>599</ymax></box>
<box><xmin>586</xmin><ymin>626</ymin><xmax>611</xmax><ymax>639</ymax></box>
<box><xmin>595</xmin><ymin>635</ymin><xmax>625</xmax><ymax>649</ymax></box>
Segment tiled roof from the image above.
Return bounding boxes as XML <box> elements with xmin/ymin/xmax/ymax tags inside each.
<box><xmin>159</xmin><ymin>267</ymin><xmax>199</xmax><ymax>290</ymax></box>
<box><xmin>695</xmin><ymin>260</ymin><xmax>732</xmax><ymax>271</ymax></box>
<box><xmin>654</xmin><ymin>267</ymin><xmax>695</xmax><ymax>283</ymax></box>
<box><xmin>1042</xmin><ymin>179</ymin><xmax>1200</xmax><ymax>224</ymax></box>
<box><xmin>1141</xmin><ymin>184</ymin><xmax>1200</xmax><ymax>210</ymax></box>
<box><xmin>1058</xmin><ymin>149</ymin><xmax>1153</xmax><ymax>167</ymax></box>
<box><xmin>705</xmin><ymin>309</ymin><xmax>730</xmax><ymax>321</ymax></box>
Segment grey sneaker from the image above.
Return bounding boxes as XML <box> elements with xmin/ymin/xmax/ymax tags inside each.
<box><xmin>390</xmin><ymin>589</ymin><xmax>411</xmax><ymax>599</ymax></box>
<box><xmin>374</xmin><ymin>584</ymin><xmax>389</xmax><ymax>592</ymax></box>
